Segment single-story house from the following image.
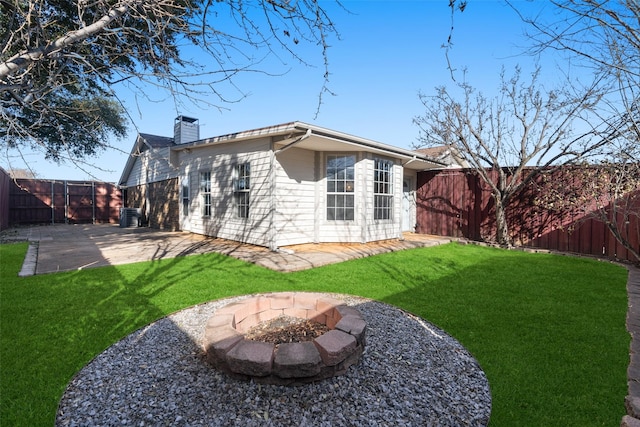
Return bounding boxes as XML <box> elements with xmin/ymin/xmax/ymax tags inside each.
<box><xmin>118</xmin><ymin>116</ymin><xmax>448</xmax><ymax>250</ymax></box>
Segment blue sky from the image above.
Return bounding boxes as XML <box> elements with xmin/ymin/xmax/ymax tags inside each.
<box><xmin>4</xmin><ymin>0</ymin><xmax>565</xmax><ymax>182</ymax></box>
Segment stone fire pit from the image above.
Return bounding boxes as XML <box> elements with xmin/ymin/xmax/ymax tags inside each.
<box><xmin>203</xmin><ymin>292</ymin><xmax>366</xmax><ymax>385</ymax></box>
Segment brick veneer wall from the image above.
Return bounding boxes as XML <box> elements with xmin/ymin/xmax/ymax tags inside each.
<box><xmin>125</xmin><ymin>178</ymin><xmax>180</xmax><ymax>231</ymax></box>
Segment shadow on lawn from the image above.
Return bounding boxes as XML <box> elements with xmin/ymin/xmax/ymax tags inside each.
<box><xmin>2</xmin><ymin>242</ymin><xmax>628</xmax><ymax>426</ymax></box>
<box><xmin>69</xmin><ymin>250</ymin><xmax>289</xmax><ymax>342</ymax></box>
<box><xmin>2</xmin><ymin>242</ymin><xmax>288</xmax><ymax>426</ymax></box>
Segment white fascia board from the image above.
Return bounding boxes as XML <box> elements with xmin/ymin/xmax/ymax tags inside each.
<box><xmin>118</xmin><ymin>134</ymin><xmax>147</xmax><ymax>186</ymax></box>
<box><xmin>168</xmin><ymin>121</ymin><xmax>446</xmax><ymax>170</ymax></box>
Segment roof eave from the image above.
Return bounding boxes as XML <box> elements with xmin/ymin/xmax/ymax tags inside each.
<box><xmin>118</xmin><ymin>134</ymin><xmax>149</xmax><ymax>186</ymax></box>
<box><xmin>291</xmin><ymin>123</ymin><xmax>447</xmax><ymax>169</ymax></box>
<box><xmin>167</xmin><ymin>121</ymin><xmax>446</xmax><ymax>169</ymax></box>
<box><xmin>171</xmin><ymin>122</ymin><xmax>300</xmax><ymax>152</ymax></box>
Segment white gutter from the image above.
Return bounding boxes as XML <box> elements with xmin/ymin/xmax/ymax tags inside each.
<box><xmin>171</xmin><ymin>122</ymin><xmax>300</xmax><ymax>152</ymax></box>
<box><xmin>295</xmin><ymin>123</ymin><xmax>448</xmax><ymax>167</ymax></box>
<box><xmin>313</xmin><ymin>133</ymin><xmax>445</xmax><ymax>169</ymax></box>
<box><xmin>274</xmin><ymin>128</ymin><xmax>312</xmax><ymax>154</ymax></box>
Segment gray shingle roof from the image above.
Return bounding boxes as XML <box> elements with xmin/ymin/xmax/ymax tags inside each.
<box><xmin>139</xmin><ymin>133</ymin><xmax>174</xmax><ymax>148</ymax></box>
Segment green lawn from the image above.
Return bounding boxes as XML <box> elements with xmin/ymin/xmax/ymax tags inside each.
<box><xmin>0</xmin><ymin>242</ymin><xmax>629</xmax><ymax>426</ymax></box>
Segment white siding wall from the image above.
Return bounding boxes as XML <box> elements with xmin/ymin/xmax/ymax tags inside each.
<box><xmin>173</xmin><ymin>140</ymin><xmax>411</xmax><ymax>248</ymax></box>
<box><xmin>125</xmin><ymin>147</ymin><xmax>178</xmax><ymax>187</ymax></box>
<box><xmin>180</xmin><ymin>138</ymin><xmax>273</xmax><ymax>247</ymax></box>
<box><xmin>272</xmin><ymin>148</ymin><xmax>317</xmax><ymax>246</ymax></box>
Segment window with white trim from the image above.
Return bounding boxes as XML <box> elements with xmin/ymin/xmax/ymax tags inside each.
<box><xmin>199</xmin><ymin>171</ymin><xmax>211</xmax><ymax>217</ymax></box>
<box><xmin>374</xmin><ymin>158</ymin><xmax>393</xmax><ymax>220</ymax></box>
<box><xmin>326</xmin><ymin>155</ymin><xmax>355</xmax><ymax>221</ymax></box>
<box><xmin>233</xmin><ymin>162</ymin><xmax>250</xmax><ymax>218</ymax></box>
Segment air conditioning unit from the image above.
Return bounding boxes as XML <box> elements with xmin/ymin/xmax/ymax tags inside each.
<box><xmin>119</xmin><ymin>208</ymin><xmax>142</xmax><ymax>228</ymax></box>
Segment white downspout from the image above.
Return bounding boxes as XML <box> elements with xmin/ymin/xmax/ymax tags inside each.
<box><xmin>268</xmin><ymin>140</ymin><xmax>278</xmax><ymax>251</ymax></box>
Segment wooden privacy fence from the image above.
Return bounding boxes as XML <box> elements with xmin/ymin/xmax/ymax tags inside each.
<box><xmin>0</xmin><ymin>168</ymin><xmax>10</xmax><ymax>231</ymax></box>
<box><xmin>416</xmin><ymin>168</ymin><xmax>640</xmax><ymax>264</ymax></box>
<box><xmin>8</xmin><ymin>179</ymin><xmax>122</xmax><ymax>225</ymax></box>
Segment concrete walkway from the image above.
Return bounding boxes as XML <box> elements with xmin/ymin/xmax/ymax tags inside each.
<box><xmin>1</xmin><ymin>224</ymin><xmax>638</xmax><ymax>424</ymax></box>
<box><xmin>625</xmin><ymin>267</ymin><xmax>640</xmax><ymax>427</ymax></box>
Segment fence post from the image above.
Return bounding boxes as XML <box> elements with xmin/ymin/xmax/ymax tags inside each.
<box><xmin>64</xmin><ymin>180</ymin><xmax>68</xmax><ymax>224</ymax></box>
<box><xmin>51</xmin><ymin>180</ymin><xmax>54</xmax><ymax>224</ymax></box>
<box><xmin>92</xmin><ymin>181</ymin><xmax>96</xmax><ymax>224</ymax></box>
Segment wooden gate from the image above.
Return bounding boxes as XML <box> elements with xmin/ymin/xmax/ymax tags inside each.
<box><xmin>8</xmin><ymin>179</ymin><xmax>122</xmax><ymax>225</ymax></box>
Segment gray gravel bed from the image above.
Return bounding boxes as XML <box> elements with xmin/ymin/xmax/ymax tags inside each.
<box><xmin>56</xmin><ymin>295</ymin><xmax>491</xmax><ymax>426</ymax></box>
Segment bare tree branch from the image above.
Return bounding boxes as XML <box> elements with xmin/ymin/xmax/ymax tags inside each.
<box><xmin>414</xmin><ymin>66</ymin><xmax>603</xmax><ymax>246</ymax></box>
<box><xmin>1</xmin><ymin>0</ymin><xmax>341</xmax><ymax>167</ymax></box>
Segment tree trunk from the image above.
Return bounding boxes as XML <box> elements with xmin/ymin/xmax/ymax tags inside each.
<box><xmin>493</xmin><ymin>192</ymin><xmax>512</xmax><ymax>247</ymax></box>
<box><xmin>605</xmin><ymin>219</ymin><xmax>640</xmax><ymax>264</ymax></box>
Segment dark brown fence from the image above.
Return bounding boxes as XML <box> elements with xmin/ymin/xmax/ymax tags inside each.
<box><xmin>0</xmin><ymin>168</ymin><xmax>10</xmax><ymax>231</ymax></box>
<box><xmin>8</xmin><ymin>179</ymin><xmax>122</xmax><ymax>225</ymax></box>
<box><xmin>417</xmin><ymin>168</ymin><xmax>640</xmax><ymax>263</ymax></box>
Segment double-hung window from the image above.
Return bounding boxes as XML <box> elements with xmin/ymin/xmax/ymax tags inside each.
<box><xmin>181</xmin><ymin>176</ymin><xmax>190</xmax><ymax>217</ymax></box>
<box><xmin>374</xmin><ymin>158</ymin><xmax>393</xmax><ymax>220</ymax></box>
<box><xmin>233</xmin><ymin>162</ymin><xmax>250</xmax><ymax>218</ymax></box>
<box><xmin>326</xmin><ymin>155</ymin><xmax>355</xmax><ymax>221</ymax></box>
<box><xmin>200</xmin><ymin>171</ymin><xmax>211</xmax><ymax>217</ymax></box>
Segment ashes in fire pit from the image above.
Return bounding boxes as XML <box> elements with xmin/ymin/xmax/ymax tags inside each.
<box><xmin>203</xmin><ymin>292</ymin><xmax>366</xmax><ymax>385</ymax></box>
<box><xmin>245</xmin><ymin>315</ymin><xmax>330</xmax><ymax>344</ymax></box>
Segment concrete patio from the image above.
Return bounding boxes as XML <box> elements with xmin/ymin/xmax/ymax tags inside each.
<box><xmin>0</xmin><ymin>224</ymin><xmax>453</xmax><ymax>275</ymax></box>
